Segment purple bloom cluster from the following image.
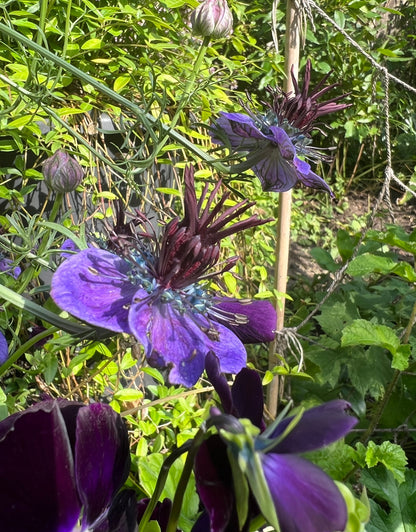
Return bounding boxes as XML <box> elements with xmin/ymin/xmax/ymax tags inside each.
<box><xmin>211</xmin><ymin>60</ymin><xmax>351</xmax><ymax>196</ymax></box>
<box><xmin>51</xmin><ymin>166</ymin><xmax>276</xmax><ymax>387</ymax></box>
<box><xmin>193</xmin><ymin>353</ymin><xmax>358</xmax><ymax>532</ymax></box>
<box><xmin>0</xmin><ymin>254</ymin><xmax>21</xmax><ymax>279</ymax></box>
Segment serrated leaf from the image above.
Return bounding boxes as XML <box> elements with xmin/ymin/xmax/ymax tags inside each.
<box><xmin>361</xmin><ymin>467</ymin><xmax>416</xmax><ymax>532</ymax></box>
<box><xmin>341</xmin><ymin>319</ymin><xmax>400</xmax><ymax>355</ymax></box>
<box><xmin>347</xmin><ymin>253</ymin><xmax>416</xmax><ymax>282</ymax></box>
<box><xmin>315</xmin><ymin>301</ymin><xmax>359</xmax><ymax>340</ymax></box>
<box><xmin>365</xmin><ymin>441</ymin><xmax>408</xmax><ymax>483</ymax></box>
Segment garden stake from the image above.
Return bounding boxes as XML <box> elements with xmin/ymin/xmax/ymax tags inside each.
<box><xmin>267</xmin><ymin>0</ymin><xmax>301</xmax><ymax>418</ymax></box>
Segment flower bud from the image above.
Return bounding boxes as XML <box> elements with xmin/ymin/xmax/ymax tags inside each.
<box><xmin>191</xmin><ymin>0</ymin><xmax>233</xmax><ymax>39</ymax></box>
<box><xmin>42</xmin><ymin>150</ymin><xmax>84</xmax><ymax>193</ymax></box>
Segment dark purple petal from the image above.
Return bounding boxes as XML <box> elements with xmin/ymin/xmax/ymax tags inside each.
<box><xmin>293</xmin><ymin>157</ymin><xmax>334</xmax><ymax>197</ymax></box>
<box><xmin>129</xmin><ymin>297</ymin><xmax>246</xmax><ymax>387</ymax></box>
<box><xmin>191</xmin><ymin>511</ymin><xmax>211</xmax><ymax>532</ymax></box>
<box><xmin>92</xmin><ymin>490</ymin><xmax>138</xmax><ymax>532</ymax></box>
<box><xmin>0</xmin><ymin>401</ymin><xmax>81</xmax><ymax>532</ymax></box>
<box><xmin>261</xmin><ymin>453</ymin><xmax>347</xmax><ymax>532</ymax></box>
<box><xmin>51</xmin><ymin>248</ymin><xmax>137</xmax><ymax>333</ymax></box>
<box><xmin>205</xmin><ymin>351</ymin><xmax>233</xmax><ymax>414</ymax></box>
<box><xmin>211</xmin><ymin>299</ymin><xmax>276</xmax><ymax>343</ymax></box>
<box><xmin>137</xmin><ymin>498</ymin><xmax>174</xmax><ymax>532</ymax></box>
<box><xmin>269</xmin><ymin>400</ymin><xmax>358</xmax><ymax>454</ymax></box>
<box><xmin>195</xmin><ymin>436</ymin><xmax>234</xmax><ymax>532</ymax></box>
<box><xmin>0</xmin><ymin>331</ymin><xmax>8</xmax><ymax>364</ymax></box>
<box><xmin>75</xmin><ymin>403</ymin><xmax>131</xmax><ymax>527</ymax></box>
<box><xmin>232</xmin><ymin>369</ymin><xmax>264</xmax><ymax>430</ymax></box>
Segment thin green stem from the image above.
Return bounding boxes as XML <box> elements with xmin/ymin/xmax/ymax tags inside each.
<box><xmin>0</xmin><ymin>284</ymin><xmax>95</xmax><ymax>337</ymax></box>
<box><xmin>137</xmin><ymin>440</ymin><xmax>193</xmax><ymax>532</ymax></box>
<box><xmin>166</xmin><ymin>427</ymin><xmax>207</xmax><ymax>532</ymax></box>
<box><xmin>152</xmin><ymin>36</ymin><xmax>211</xmax><ymax>162</ymax></box>
<box><xmin>0</xmin><ymin>326</ymin><xmax>59</xmax><ymax>378</ymax></box>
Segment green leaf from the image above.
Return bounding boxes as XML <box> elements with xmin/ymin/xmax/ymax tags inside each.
<box><xmin>142</xmin><ymin>522</ymin><xmax>161</xmax><ymax>532</ymax></box>
<box><xmin>113</xmin><ymin>75</ymin><xmax>130</xmax><ymax>93</ymax></box>
<box><xmin>315</xmin><ymin>301</ymin><xmax>359</xmax><ymax>340</ymax></box>
<box><xmin>43</xmin><ymin>352</ymin><xmax>58</xmax><ymax>384</ymax></box>
<box><xmin>347</xmin><ymin>253</ymin><xmax>416</xmax><ymax>282</ymax></box>
<box><xmin>310</xmin><ymin>247</ymin><xmax>338</xmax><ymax>272</ymax></box>
<box><xmin>361</xmin><ymin>467</ymin><xmax>416</xmax><ymax>532</ymax></box>
<box><xmin>365</xmin><ymin>441</ymin><xmax>408</xmax><ymax>483</ymax></box>
<box><xmin>113</xmin><ymin>388</ymin><xmax>144</xmax><ymax>402</ymax></box>
<box><xmin>81</xmin><ymin>38</ymin><xmax>102</xmax><ymax>50</ymax></box>
<box><xmin>341</xmin><ymin>319</ymin><xmax>400</xmax><ymax>355</ymax></box>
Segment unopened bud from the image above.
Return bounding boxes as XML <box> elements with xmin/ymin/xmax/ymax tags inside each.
<box><xmin>191</xmin><ymin>0</ymin><xmax>233</xmax><ymax>39</ymax></box>
<box><xmin>42</xmin><ymin>150</ymin><xmax>84</xmax><ymax>193</ymax></box>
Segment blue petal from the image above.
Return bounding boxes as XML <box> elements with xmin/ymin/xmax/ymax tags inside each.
<box><xmin>0</xmin><ymin>331</ymin><xmax>8</xmax><ymax>365</ymax></box>
<box><xmin>269</xmin><ymin>400</ymin><xmax>358</xmax><ymax>454</ymax></box>
<box><xmin>51</xmin><ymin>248</ymin><xmax>137</xmax><ymax>333</ymax></box>
<box><xmin>261</xmin><ymin>453</ymin><xmax>347</xmax><ymax>532</ymax></box>
<box><xmin>212</xmin><ymin>112</ymin><xmax>266</xmax><ymax>150</ymax></box>
<box><xmin>293</xmin><ymin>157</ymin><xmax>334</xmax><ymax>197</ymax></box>
<box><xmin>211</xmin><ymin>298</ymin><xmax>276</xmax><ymax>343</ymax></box>
<box><xmin>128</xmin><ymin>295</ymin><xmax>246</xmax><ymax>387</ymax></box>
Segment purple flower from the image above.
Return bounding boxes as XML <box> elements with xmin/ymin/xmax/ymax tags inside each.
<box><xmin>211</xmin><ymin>59</ymin><xmax>351</xmax><ymax>197</ymax></box>
<box><xmin>194</xmin><ymin>354</ymin><xmax>358</xmax><ymax>532</ymax></box>
<box><xmin>0</xmin><ymin>255</ymin><xmax>21</xmax><ymax>279</ymax></box>
<box><xmin>51</xmin><ymin>166</ymin><xmax>276</xmax><ymax>387</ymax></box>
<box><xmin>0</xmin><ymin>399</ymin><xmax>131</xmax><ymax>532</ymax></box>
<box><xmin>0</xmin><ymin>331</ymin><xmax>8</xmax><ymax>364</ymax></box>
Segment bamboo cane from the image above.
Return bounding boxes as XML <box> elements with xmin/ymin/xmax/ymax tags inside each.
<box><xmin>266</xmin><ymin>0</ymin><xmax>301</xmax><ymax>418</ymax></box>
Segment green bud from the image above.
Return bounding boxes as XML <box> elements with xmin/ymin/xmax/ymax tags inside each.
<box><xmin>191</xmin><ymin>0</ymin><xmax>233</xmax><ymax>39</ymax></box>
<box><xmin>42</xmin><ymin>150</ymin><xmax>84</xmax><ymax>193</ymax></box>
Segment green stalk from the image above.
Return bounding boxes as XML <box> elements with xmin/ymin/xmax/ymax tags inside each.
<box><xmin>137</xmin><ymin>440</ymin><xmax>193</xmax><ymax>532</ymax></box>
<box><xmin>0</xmin><ymin>284</ymin><xmax>95</xmax><ymax>337</ymax></box>
<box><xmin>166</xmin><ymin>427</ymin><xmax>207</xmax><ymax>532</ymax></box>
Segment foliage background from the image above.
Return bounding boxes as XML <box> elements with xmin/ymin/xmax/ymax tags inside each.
<box><xmin>1</xmin><ymin>0</ymin><xmax>416</xmax><ymax>530</ymax></box>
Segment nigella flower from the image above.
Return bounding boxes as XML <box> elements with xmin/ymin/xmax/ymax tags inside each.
<box><xmin>211</xmin><ymin>59</ymin><xmax>351</xmax><ymax>196</ymax></box>
<box><xmin>51</xmin><ymin>166</ymin><xmax>276</xmax><ymax>387</ymax></box>
<box><xmin>0</xmin><ymin>331</ymin><xmax>8</xmax><ymax>364</ymax></box>
<box><xmin>0</xmin><ymin>254</ymin><xmax>21</xmax><ymax>279</ymax></box>
<box><xmin>0</xmin><ymin>399</ymin><xmax>132</xmax><ymax>532</ymax></box>
<box><xmin>194</xmin><ymin>353</ymin><xmax>358</xmax><ymax>532</ymax></box>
